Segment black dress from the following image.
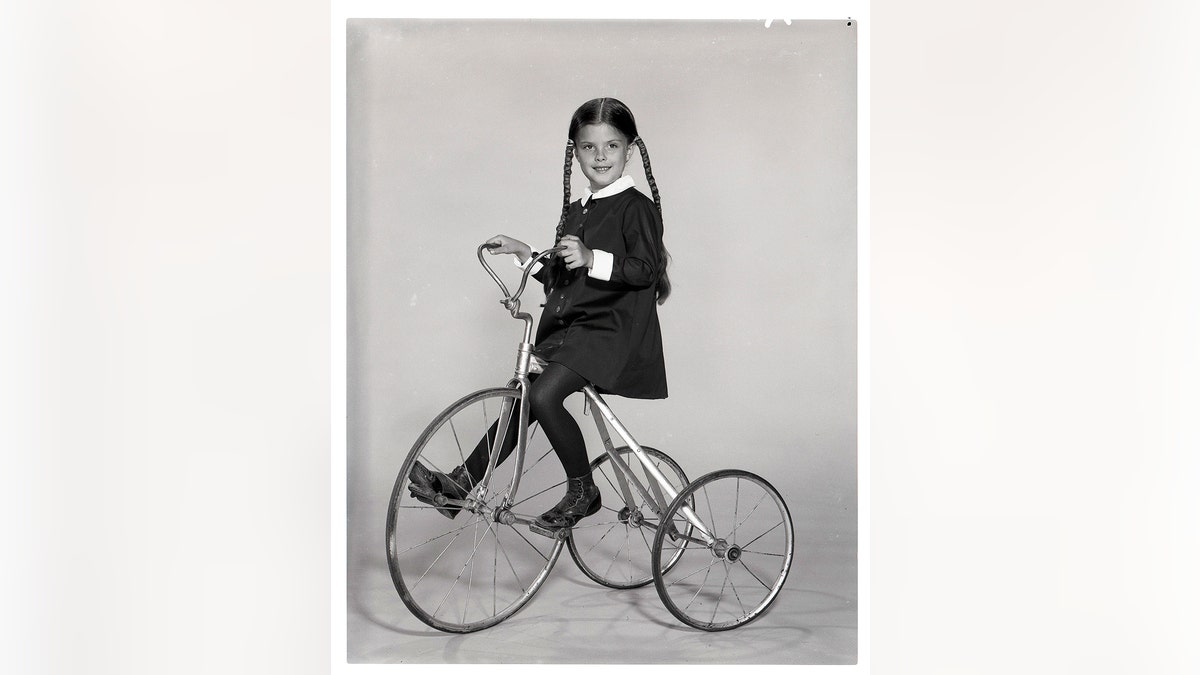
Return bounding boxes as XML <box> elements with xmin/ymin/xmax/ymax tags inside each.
<box><xmin>532</xmin><ymin>186</ymin><xmax>668</xmax><ymax>400</ymax></box>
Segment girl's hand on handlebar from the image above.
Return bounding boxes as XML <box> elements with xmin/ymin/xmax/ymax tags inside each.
<box><xmin>483</xmin><ymin>235</ymin><xmax>532</xmax><ymax>261</ymax></box>
<box><xmin>557</xmin><ymin>235</ymin><xmax>593</xmax><ymax>271</ymax></box>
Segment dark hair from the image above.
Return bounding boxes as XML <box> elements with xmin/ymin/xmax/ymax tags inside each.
<box><xmin>554</xmin><ymin>97</ymin><xmax>672</xmax><ymax>305</ymax></box>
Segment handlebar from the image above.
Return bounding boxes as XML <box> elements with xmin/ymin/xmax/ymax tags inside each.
<box><xmin>477</xmin><ymin>243</ymin><xmax>565</xmax><ymax>309</ymax></box>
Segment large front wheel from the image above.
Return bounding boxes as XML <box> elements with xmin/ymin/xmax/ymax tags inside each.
<box><xmin>385</xmin><ymin>388</ymin><xmax>567</xmax><ymax>633</ymax></box>
<box><xmin>651</xmin><ymin>470</ymin><xmax>794</xmax><ymax>631</ymax></box>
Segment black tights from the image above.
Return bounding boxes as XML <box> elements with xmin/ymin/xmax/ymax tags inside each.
<box><xmin>462</xmin><ymin>363</ymin><xmax>591</xmax><ymax>483</ymax></box>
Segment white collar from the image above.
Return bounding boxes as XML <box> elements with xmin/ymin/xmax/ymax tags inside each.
<box><xmin>582</xmin><ymin>175</ymin><xmax>636</xmax><ymax>205</ymax></box>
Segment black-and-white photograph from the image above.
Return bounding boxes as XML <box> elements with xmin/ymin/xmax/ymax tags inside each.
<box><xmin>345</xmin><ymin>19</ymin><xmax>859</xmax><ymax>664</ymax></box>
<box><xmin>17</xmin><ymin>1</ymin><xmax>1200</xmax><ymax>674</ymax></box>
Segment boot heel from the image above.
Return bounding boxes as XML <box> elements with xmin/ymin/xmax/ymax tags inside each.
<box><xmin>584</xmin><ymin>493</ymin><xmax>602</xmax><ymax>518</ymax></box>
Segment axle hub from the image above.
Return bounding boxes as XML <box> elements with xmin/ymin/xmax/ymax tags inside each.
<box><xmin>711</xmin><ymin>539</ymin><xmax>743</xmax><ymax>562</ymax></box>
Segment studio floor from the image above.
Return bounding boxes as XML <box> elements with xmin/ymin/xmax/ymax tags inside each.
<box><xmin>346</xmin><ymin>501</ymin><xmax>856</xmax><ymax>665</ymax></box>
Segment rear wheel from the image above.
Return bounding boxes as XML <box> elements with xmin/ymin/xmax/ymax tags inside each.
<box><xmin>567</xmin><ymin>446</ymin><xmax>691</xmax><ymax>589</ymax></box>
<box><xmin>651</xmin><ymin>470</ymin><xmax>794</xmax><ymax>631</ymax></box>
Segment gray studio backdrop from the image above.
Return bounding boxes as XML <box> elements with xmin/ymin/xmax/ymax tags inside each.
<box><xmin>347</xmin><ymin>19</ymin><xmax>857</xmax><ymax>660</ymax></box>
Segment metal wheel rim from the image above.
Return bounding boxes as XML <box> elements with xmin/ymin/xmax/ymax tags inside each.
<box><xmin>651</xmin><ymin>469</ymin><xmax>795</xmax><ymax>631</ymax></box>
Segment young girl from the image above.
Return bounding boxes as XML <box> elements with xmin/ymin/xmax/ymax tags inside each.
<box><xmin>410</xmin><ymin>97</ymin><xmax>670</xmax><ymax>530</ymax></box>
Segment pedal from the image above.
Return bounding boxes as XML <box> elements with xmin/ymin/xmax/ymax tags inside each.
<box><xmin>529</xmin><ymin>522</ymin><xmax>570</xmax><ymax>540</ymax></box>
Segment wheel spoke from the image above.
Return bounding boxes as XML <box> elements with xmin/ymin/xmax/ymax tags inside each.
<box><xmin>638</xmin><ymin>523</ymin><xmax>653</xmax><ymax>555</ymax></box>
<box><xmin>737</xmin><ymin>556</ymin><xmax>776</xmax><ymax>591</ymax></box>
<box><xmin>682</xmin><ymin>561</ymin><xmax>716</xmax><ymax>611</ymax></box>
<box><xmin>727</xmin><ymin>491</ymin><xmax>771</xmax><ymax>542</ymax></box>
<box><xmin>492</xmin><ymin>530</ymin><xmax>498</xmax><ymax>616</ymax></box>
<box><xmin>394</xmin><ymin>518</ymin><xmax>475</xmax><ymax>558</ymax></box>
<box><xmin>740</xmin><ymin>549</ymin><xmax>786</xmax><ymax>557</ymax></box>
<box><xmin>480</xmin><ymin>519</ymin><xmax>530</xmax><ymax>595</ymax></box>
<box><xmin>518</xmin><ymin>422</ymin><xmax>546</xmax><ymax>478</ymax></box>
<box><xmin>510</xmin><ymin>475</ymin><xmax>566</xmax><ymax>509</ymax></box>
<box><xmin>667</xmin><ymin>554</ymin><xmax>720</xmax><ymax>589</ymax></box>
<box><xmin>599</xmin><ymin>463</ymin><xmax>620</xmax><ymax>493</ymax></box>
<box><xmin>601</xmin><ymin>533</ymin><xmax>624</xmax><ymax>580</ymax></box>
<box><xmin>509</xmin><ymin>524</ymin><xmax>552</xmax><ymax>563</ymax></box>
<box><xmin>448</xmin><ymin>417</ymin><xmax>470</xmax><ymax>470</ymax></box>
<box><xmin>580</xmin><ymin>521</ymin><xmax>620</xmax><ymax>558</ymax></box>
<box><xmin>515</xmin><ymin>427</ymin><xmax>556</xmax><ymax>485</ymax></box>
<box><xmin>739</xmin><ymin>519</ymin><xmax>784</xmax><ymax>550</ymax></box>
<box><xmin>391</xmin><ymin>502</ymin><xmax>465</xmax><ymax>512</ymax></box>
<box><xmin>408</xmin><ymin>527</ymin><xmax>466</xmax><ymax>594</ymax></box>
<box><xmin>464</xmin><ymin>520</ymin><xmax>480</xmax><ymax>623</ymax></box>
<box><xmin>727</xmin><ymin>563</ymin><xmax>749</xmax><ymax>617</ymax></box>
<box><xmin>733</xmin><ymin>478</ymin><xmax>740</xmax><ymax>537</ymax></box>
<box><xmin>709</xmin><ymin>562</ymin><xmax>731</xmax><ymax>624</ymax></box>
<box><xmin>433</xmin><ymin>518</ymin><xmax>492</xmax><ymax>619</ymax></box>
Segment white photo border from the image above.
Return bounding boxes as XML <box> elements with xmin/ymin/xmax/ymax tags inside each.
<box><xmin>331</xmin><ymin>3</ymin><xmax>870</xmax><ymax>671</ymax></box>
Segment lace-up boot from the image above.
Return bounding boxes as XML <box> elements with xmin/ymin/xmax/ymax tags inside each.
<box><xmin>408</xmin><ymin>462</ymin><xmax>474</xmax><ymax>519</ymax></box>
<box><xmin>535</xmin><ymin>475</ymin><xmax>601</xmax><ymax>529</ymax></box>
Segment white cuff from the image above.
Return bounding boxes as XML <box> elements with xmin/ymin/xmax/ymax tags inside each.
<box><xmin>587</xmin><ymin>249</ymin><xmax>614</xmax><ymax>281</ymax></box>
<box><xmin>514</xmin><ymin>251</ymin><xmax>543</xmax><ymax>275</ymax></box>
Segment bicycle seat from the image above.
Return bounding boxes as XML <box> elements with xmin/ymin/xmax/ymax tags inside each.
<box><xmin>529</xmin><ymin>356</ymin><xmax>547</xmax><ymax>374</ymax></box>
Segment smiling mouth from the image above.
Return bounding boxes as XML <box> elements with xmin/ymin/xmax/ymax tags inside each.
<box><xmin>593</xmin><ymin>166</ymin><xmax>611</xmax><ymax>172</ymax></box>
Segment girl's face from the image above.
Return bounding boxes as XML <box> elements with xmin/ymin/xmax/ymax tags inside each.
<box><xmin>574</xmin><ymin>123</ymin><xmax>633</xmax><ymax>192</ymax></box>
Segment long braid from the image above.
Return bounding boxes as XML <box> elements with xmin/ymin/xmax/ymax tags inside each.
<box><xmin>555</xmin><ymin>140</ymin><xmax>574</xmax><ymax>242</ymax></box>
<box><xmin>634</xmin><ymin>136</ymin><xmax>671</xmax><ymax>304</ymax></box>
<box><xmin>546</xmin><ymin>140</ymin><xmax>574</xmax><ymax>291</ymax></box>
<box><xmin>633</xmin><ymin>136</ymin><xmax>661</xmax><ymax>218</ymax></box>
